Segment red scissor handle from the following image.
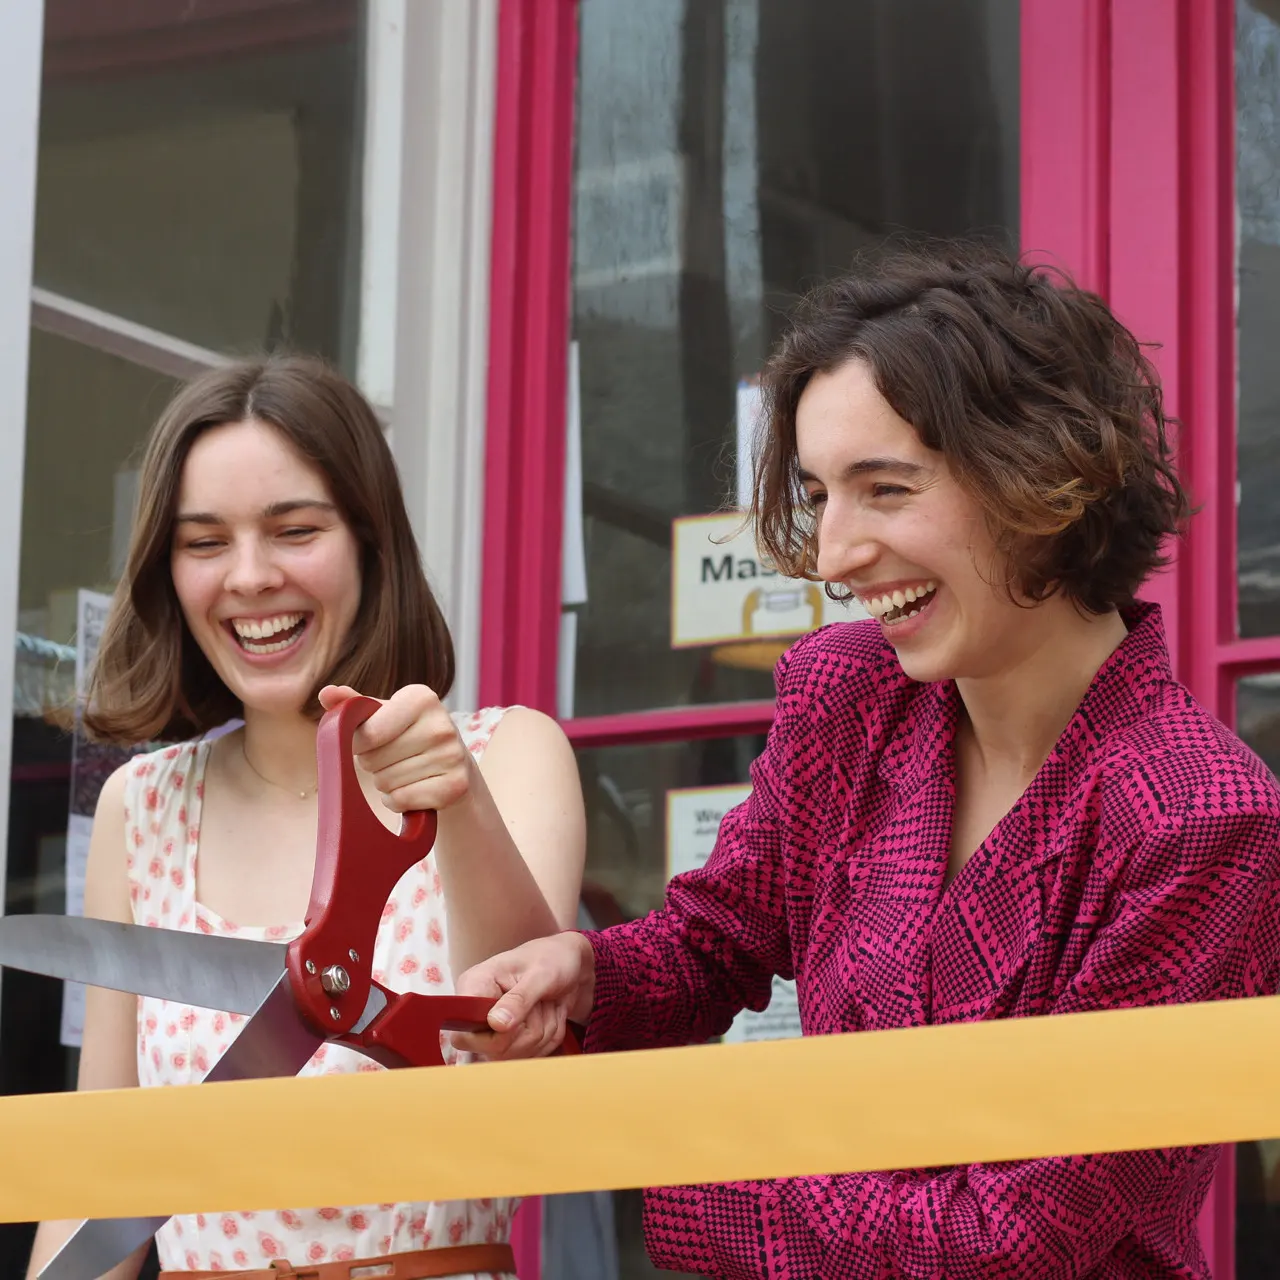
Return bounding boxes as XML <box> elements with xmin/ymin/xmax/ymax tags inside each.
<box><xmin>287</xmin><ymin>694</ymin><xmax>585</xmax><ymax>1064</ymax></box>
<box><xmin>288</xmin><ymin>695</ymin><xmax>436</xmax><ymax>1035</ymax></box>
<box><xmin>337</xmin><ymin>987</ymin><xmax>583</xmax><ymax>1068</ymax></box>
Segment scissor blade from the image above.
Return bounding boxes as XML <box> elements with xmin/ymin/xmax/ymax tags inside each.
<box><xmin>38</xmin><ymin>972</ymin><xmax>327</xmax><ymax>1280</ymax></box>
<box><xmin>203</xmin><ymin>969</ymin><xmax>328</xmax><ymax>1083</ymax></box>
<box><xmin>39</xmin><ymin>1215</ymin><xmax>166</xmax><ymax>1280</ymax></box>
<box><xmin>0</xmin><ymin>915</ymin><xmax>286</xmax><ymax>1013</ymax></box>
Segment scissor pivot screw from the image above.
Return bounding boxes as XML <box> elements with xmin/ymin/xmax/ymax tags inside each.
<box><xmin>321</xmin><ymin>964</ymin><xmax>351</xmax><ymax>995</ymax></box>
<box><xmin>305</xmin><ymin>960</ymin><xmax>317</xmax><ymax>975</ymax></box>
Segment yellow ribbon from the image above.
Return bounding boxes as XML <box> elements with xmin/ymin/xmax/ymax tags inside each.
<box><xmin>3</xmin><ymin>994</ymin><xmax>1279</xmax><ymax>1223</ymax></box>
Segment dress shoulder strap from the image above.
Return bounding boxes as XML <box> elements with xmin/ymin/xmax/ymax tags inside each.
<box><xmin>122</xmin><ymin>740</ymin><xmax>206</xmax><ymax>930</ymax></box>
<box><xmin>451</xmin><ymin>705</ymin><xmax>515</xmax><ymax>761</ymax></box>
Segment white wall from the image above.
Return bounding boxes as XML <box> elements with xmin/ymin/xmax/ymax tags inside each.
<box><xmin>390</xmin><ymin>0</ymin><xmax>498</xmax><ymax>712</ymax></box>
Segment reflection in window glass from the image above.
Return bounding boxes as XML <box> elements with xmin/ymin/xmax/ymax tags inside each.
<box><xmin>0</xmin><ymin>10</ymin><xmax>370</xmax><ymax>1275</ymax></box>
<box><xmin>567</xmin><ymin>0</ymin><xmax>1020</xmax><ymax>719</ymax></box>
<box><xmin>0</xmin><ymin>334</ymin><xmax>180</xmax><ymax>1275</ymax></box>
<box><xmin>563</xmin><ymin>734</ymin><xmax>761</xmax><ymax>1280</ymax></box>
<box><xmin>20</xmin><ymin>334</ymin><xmax>178</xmax><ymax>653</ymax></box>
<box><xmin>1235</xmin><ymin>673</ymin><xmax>1280</xmax><ymax>1274</ymax></box>
<box><xmin>8</xmin><ymin>332</ymin><xmax>178</xmax><ymax>908</ymax></box>
<box><xmin>1238</xmin><ymin>0</ymin><xmax>1280</xmax><ymax>637</ymax></box>
<box><xmin>577</xmin><ymin>734</ymin><xmax>762</xmax><ymax>924</ymax></box>
<box><xmin>34</xmin><ymin>2</ymin><xmax>365</xmax><ymax>367</ymax></box>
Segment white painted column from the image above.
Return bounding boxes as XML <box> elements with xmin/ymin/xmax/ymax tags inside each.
<box><xmin>390</xmin><ymin>0</ymin><xmax>499</xmax><ymax>712</ymax></box>
<box><xmin>356</xmin><ymin>0</ymin><xmax>407</xmax><ymax>416</ymax></box>
<box><xmin>0</xmin><ymin>2</ymin><xmax>44</xmax><ymax>989</ymax></box>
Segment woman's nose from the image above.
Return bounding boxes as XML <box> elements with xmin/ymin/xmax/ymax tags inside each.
<box><xmin>223</xmin><ymin>538</ymin><xmax>285</xmax><ymax>595</ymax></box>
<box><xmin>814</xmin><ymin>504</ymin><xmax>878</xmax><ymax>585</ymax></box>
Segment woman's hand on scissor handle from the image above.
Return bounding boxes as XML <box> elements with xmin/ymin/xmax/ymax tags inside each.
<box><xmin>318</xmin><ymin>682</ymin><xmax>475</xmax><ymax>815</ymax></box>
<box><xmin>452</xmin><ymin>932</ymin><xmax>595</xmax><ymax>1060</ymax></box>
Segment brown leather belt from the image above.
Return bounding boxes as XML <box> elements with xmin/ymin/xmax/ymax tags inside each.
<box><xmin>160</xmin><ymin>1243</ymin><xmax>516</xmax><ymax>1279</ymax></box>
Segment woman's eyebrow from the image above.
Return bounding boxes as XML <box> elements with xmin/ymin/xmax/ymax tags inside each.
<box><xmin>262</xmin><ymin>499</ymin><xmax>338</xmax><ymax>519</ymax></box>
<box><xmin>796</xmin><ymin>457</ymin><xmax>929</xmax><ymax>484</ymax></box>
<box><xmin>174</xmin><ymin>499</ymin><xmax>337</xmax><ymax>525</ymax></box>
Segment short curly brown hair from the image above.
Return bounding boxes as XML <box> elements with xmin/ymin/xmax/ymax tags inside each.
<box><xmin>753</xmin><ymin>241</ymin><xmax>1190</xmax><ymax>614</ymax></box>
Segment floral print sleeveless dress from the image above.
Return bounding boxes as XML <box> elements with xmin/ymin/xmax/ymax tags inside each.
<box><xmin>123</xmin><ymin>708</ymin><xmax>516</xmax><ymax>1276</ymax></box>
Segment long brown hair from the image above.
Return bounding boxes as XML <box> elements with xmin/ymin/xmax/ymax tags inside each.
<box><xmin>753</xmin><ymin>241</ymin><xmax>1191</xmax><ymax>613</ymax></box>
<box><xmin>85</xmin><ymin>354</ymin><xmax>454</xmax><ymax>744</ymax></box>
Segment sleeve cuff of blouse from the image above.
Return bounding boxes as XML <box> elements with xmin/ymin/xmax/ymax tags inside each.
<box><xmin>642</xmin><ymin>1185</ymin><xmax>717</xmax><ymax>1273</ymax></box>
<box><xmin>580</xmin><ymin>928</ymin><xmax>628</xmax><ymax>1052</ymax></box>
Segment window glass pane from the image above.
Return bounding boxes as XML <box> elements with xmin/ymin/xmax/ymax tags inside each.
<box><xmin>566</xmin><ymin>0</ymin><xmax>1020</xmax><ymax>719</ymax></box>
<box><xmin>546</xmin><ymin>733</ymin><xmax>763</xmax><ymax>1280</ymax></box>
<box><xmin>578</xmin><ymin>734</ymin><xmax>763</xmax><ymax>921</ymax></box>
<box><xmin>0</xmin><ymin>334</ymin><xmax>178</xmax><ymax>1272</ymax></box>
<box><xmin>1235</xmin><ymin>673</ymin><xmax>1280</xmax><ymax>1275</ymax></box>
<box><xmin>34</xmin><ymin>2</ymin><xmax>365</xmax><ymax>367</ymax></box>
<box><xmin>19</xmin><ymin>334</ymin><xmax>178</xmax><ymax>659</ymax></box>
<box><xmin>1</xmin><ymin>9</ymin><xmax>372</xmax><ymax>1272</ymax></box>
<box><xmin>1238</xmin><ymin>0</ymin><xmax>1280</xmax><ymax>637</ymax></box>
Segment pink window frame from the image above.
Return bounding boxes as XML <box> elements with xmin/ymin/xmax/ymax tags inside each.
<box><xmin>1019</xmin><ymin>0</ymin><xmax>1244</xmax><ymax>1272</ymax></box>
<box><xmin>485</xmin><ymin>1</ymin><xmax>1252</xmax><ymax>1275</ymax></box>
<box><xmin>481</xmin><ymin>7</ymin><xmax>577</xmax><ymax>1273</ymax></box>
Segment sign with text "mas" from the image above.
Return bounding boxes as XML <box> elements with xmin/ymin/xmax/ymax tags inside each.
<box><xmin>670</xmin><ymin>512</ymin><xmax>863</xmax><ymax>648</ymax></box>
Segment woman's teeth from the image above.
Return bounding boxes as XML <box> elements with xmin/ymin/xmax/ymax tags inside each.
<box><xmin>231</xmin><ymin>613</ymin><xmax>306</xmax><ymax>653</ymax></box>
<box><xmin>862</xmin><ymin>582</ymin><xmax>938</xmax><ymax>623</ymax></box>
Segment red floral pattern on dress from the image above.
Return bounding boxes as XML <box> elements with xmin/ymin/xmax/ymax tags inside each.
<box><xmin>126</xmin><ymin>710</ymin><xmax>517</xmax><ymax>1276</ymax></box>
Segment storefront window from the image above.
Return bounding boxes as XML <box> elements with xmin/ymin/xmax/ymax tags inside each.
<box><xmin>34</xmin><ymin>0</ymin><xmax>363</xmax><ymax>366</ymax></box>
<box><xmin>578</xmin><ymin>733</ymin><xmax>763</xmax><ymax>923</ymax></box>
<box><xmin>1</xmin><ymin>6</ymin><xmax>369</xmax><ymax>1274</ymax></box>
<box><xmin>1235</xmin><ymin>673</ymin><xmax>1280</xmax><ymax>1273</ymax></box>
<box><xmin>559</xmin><ymin>6</ymin><xmax>1020</xmax><ymax>1275</ymax></box>
<box><xmin>1237</xmin><ymin>0</ymin><xmax>1280</xmax><ymax>638</ymax></box>
<box><xmin>564</xmin><ymin>0</ymin><xmax>1020</xmax><ymax>720</ymax></box>
<box><xmin>567</xmin><ymin>732</ymin><xmax>762</xmax><ymax>1280</ymax></box>
<box><xmin>1236</xmin><ymin>4</ymin><xmax>1280</xmax><ymax>1254</ymax></box>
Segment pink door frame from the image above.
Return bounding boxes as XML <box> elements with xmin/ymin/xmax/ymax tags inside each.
<box><xmin>1025</xmin><ymin>0</ymin><xmax>1253</xmax><ymax>1274</ymax></box>
<box><xmin>482</xmin><ymin>4</ymin><xmax>577</xmax><ymax>1272</ymax></box>
<box><xmin>485</xmin><ymin>1</ymin><xmax>1255</xmax><ymax>1276</ymax></box>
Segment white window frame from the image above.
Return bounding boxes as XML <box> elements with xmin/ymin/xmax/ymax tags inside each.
<box><xmin>0</xmin><ymin>1</ymin><xmax>46</xmax><ymax>959</ymax></box>
<box><xmin>389</xmin><ymin>0</ymin><xmax>498</xmax><ymax>714</ymax></box>
<box><xmin>31</xmin><ymin>288</ymin><xmax>228</xmax><ymax>381</ymax></box>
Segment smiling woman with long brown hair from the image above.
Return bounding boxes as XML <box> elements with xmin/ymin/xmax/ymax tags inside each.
<box><xmin>28</xmin><ymin>354</ymin><xmax>585</xmax><ymax>1280</ymax></box>
<box><xmin>454</xmin><ymin>242</ymin><xmax>1280</xmax><ymax>1279</ymax></box>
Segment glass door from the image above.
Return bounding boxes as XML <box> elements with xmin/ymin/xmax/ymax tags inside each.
<box><xmin>2</xmin><ymin>4</ymin><xmax>372</xmax><ymax>1273</ymax></box>
<box><xmin>485</xmin><ymin>1</ymin><xmax>1022</xmax><ymax>1275</ymax></box>
<box><xmin>1235</xmin><ymin>1</ymin><xmax>1280</xmax><ymax>1273</ymax></box>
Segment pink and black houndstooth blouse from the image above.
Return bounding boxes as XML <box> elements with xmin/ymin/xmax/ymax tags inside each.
<box><xmin>585</xmin><ymin>603</ymin><xmax>1280</xmax><ymax>1278</ymax></box>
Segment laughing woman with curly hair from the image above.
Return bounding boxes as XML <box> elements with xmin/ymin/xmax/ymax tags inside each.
<box><xmin>454</xmin><ymin>242</ymin><xmax>1280</xmax><ymax>1279</ymax></box>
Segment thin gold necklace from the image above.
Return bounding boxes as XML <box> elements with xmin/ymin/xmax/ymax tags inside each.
<box><xmin>240</xmin><ymin>738</ymin><xmax>316</xmax><ymax>800</ymax></box>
